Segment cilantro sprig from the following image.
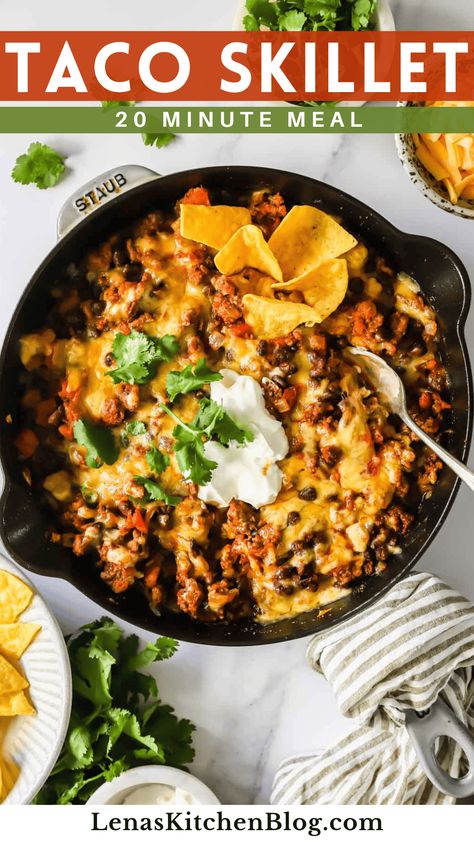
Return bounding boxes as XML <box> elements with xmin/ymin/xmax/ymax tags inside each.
<box><xmin>142</xmin><ymin>132</ymin><xmax>176</xmax><ymax>149</ymax></box>
<box><xmin>125</xmin><ymin>420</ymin><xmax>147</xmax><ymax>436</ymax></box>
<box><xmin>34</xmin><ymin>618</ymin><xmax>194</xmax><ymax>804</ymax></box>
<box><xmin>133</xmin><ymin>477</ymin><xmax>181</xmax><ymax>507</ymax></box>
<box><xmin>166</xmin><ymin>358</ymin><xmax>223</xmax><ymax>402</ymax></box>
<box><xmin>73</xmin><ymin>419</ymin><xmax>119</xmax><ymax>468</ymax></box>
<box><xmin>131</xmin><ymin>446</ymin><xmax>179</xmax><ymax>507</ymax></box>
<box><xmin>243</xmin><ymin>0</ymin><xmax>377</xmax><ymax>32</ymax></box>
<box><xmin>162</xmin><ymin>398</ymin><xmax>254</xmax><ymax>486</ymax></box>
<box><xmin>101</xmin><ymin>100</ymin><xmax>136</xmax><ymax>109</ymax></box>
<box><xmin>11</xmin><ymin>142</ymin><xmax>66</xmax><ymax>190</ymax></box>
<box><xmin>146</xmin><ymin>445</ymin><xmax>169</xmax><ymax>475</ymax></box>
<box><xmin>107</xmin><ymin>330</ymin><xmax>179</xmax><ymax>385</ymax></box>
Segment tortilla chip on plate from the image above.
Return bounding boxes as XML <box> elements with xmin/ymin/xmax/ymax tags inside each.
<box><xmin>180</xmin><ymin>204</ymin><xmax>251</xmax><ymax>250</ymax></box>
<box><xmin>0</xmin><ymin>754</ymin><xmax>20</xmax><ymax>803</ymax></box>
<box><xmin>242</xmin><ymin>294</ymin><xmax>318</xmax><ymax>339</ymax></box>
<box><xmin>0</xmin><ymin>690</ymin><xmax>35</xmax><ymax>717</ymax></box>
<box><xmin>268</xmin><ymin>206</ymin><xmax>357</xmax><ymax>281</ymax></box>
<box><xmin>0</xmin><ymin>571</ymin><xmax>33</xmax><ymax>623</ymax></box>
<box><xmin>272</xmin><ymin>258</ymin><xmax>349</xmax><ymax>323</ymax></box>
<box><xmin>0</xmin><ymin>623</ymin><xmax>41</xmax><ymax>661</ymax></box>
<box><xmin>0</xmin><ymin>653</ymin><xmax>29</xmax><ymax>695</ymax></box>
<box><xmin>215</xmin><ymin>225</ymin><xmax>283</xmax><ymax>282</ymax></box>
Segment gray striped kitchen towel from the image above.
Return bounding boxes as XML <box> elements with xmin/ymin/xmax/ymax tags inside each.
<box><xmin>272</xmin><ymin>572</ymin><xmax>474</xmax><ymax>805</ymax></box>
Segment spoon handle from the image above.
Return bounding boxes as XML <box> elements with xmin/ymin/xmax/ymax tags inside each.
<box><xmin>401</xmin><ymin>411</ymin><xmax>474</xmax><ymax>493</ymax></box>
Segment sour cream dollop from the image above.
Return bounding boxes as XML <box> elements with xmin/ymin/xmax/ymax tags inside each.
<box><xmin>197</xmin><ymin>369</ymin><xmax>289</xmax><ymax>509</ymax></box>
<box><xmin>121</xmin><ymin>784</ymin><xmax>196</xmax><ymax>805</ymax></box>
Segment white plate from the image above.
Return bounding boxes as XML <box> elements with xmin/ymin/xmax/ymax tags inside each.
<box><xmin>0</xmin><ymin>553</ymin><xmax>72</xmax><ymax>804</ymax></box>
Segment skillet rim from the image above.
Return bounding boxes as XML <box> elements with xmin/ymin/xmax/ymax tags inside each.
<box><xmin>0</xmin><ymin>165</ymin><xmax>472</xmax><ymax>645</ymax></box>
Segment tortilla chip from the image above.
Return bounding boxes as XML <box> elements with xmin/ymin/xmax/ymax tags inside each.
<box><xmin>180</xmin><ymin>204</ymin><xmax>251</xmax><ymax>250</ymax></box>
<box><xmin>215</xmin><ymin>225</ymin><xmax>283</xmax><ymax>282</ymax></box>
<box><xmin>0</xmin><ymin>690</ymin><xmax>35</xmax><ymax>717</ymax></box>
<box><xmin>0</xmin><ymin>571</ymin><xmax>33</xmax><ymax>623</ymax></box>
<box><xmin>0</xmin><ymin>623</ymin><xmax>41</xmax><ymax>661</ymax></box>
<box><xmin>0</xmin><ymin>653</ymin><xmax>29</xmax><ymax>695</ymax></box>
<box><xmin>268</xmin><ymin>206</ymin><xmax>357</xmax><ymax>281</ymax></box>
<box><xmin>242</xmin><ymin>294</ymin><xmax>318</xmax><ymax>339</ymax></box>
<box><xmin>272</xmin><ymin>258</ymin><xmax>349</xmax><ymax>323</ymax></box>
<box><xmin>0</xmin><ymin>754</ymin><xmax>20</xmax><ymax>803</ymax></box>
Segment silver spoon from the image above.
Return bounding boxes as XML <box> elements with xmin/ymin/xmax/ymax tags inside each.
<box><xmin>347</xmin><ymin>346</ymin><xmax>474</xmax><ymax>798</ymax></box>
<box><xmin>347</xmin><ymin>347</ymin><xmax>474</xmax><ymax>492</ymax></box>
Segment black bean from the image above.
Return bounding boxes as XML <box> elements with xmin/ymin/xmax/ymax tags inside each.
<box><xmin>256</xmin><ymin>340</ymin><xmax>268</xmax><ymax>356</ymax></box>
<box><xmin>349</xmin><ymin>276</ymin><xmax>364</xmax><ymax>295</ymax></box>
<box><xmin>309</xmin><ymin>369</ymin><xmax>325</xmax><ymax>381</ymax></box>
<box><xmin>123</xmin><ymin>262</ymin><xmax>144</xmax><ymax>282</ymax></box>
<box><xmin>287</xmin><ymin>511</ymin><xmax>301</xmax><ymax>527</ymax></box>
<box><xmin>274</xmin><ymin>582</ymin><xmax>295</xmax><ymax>595</ymax></box>
<box><xmin>313</xmin><ymin>530</ymin><xmax>328</xmax><ymax>545</ymax></box>
<box><xmin>91</xmin><ymin>300</ymin><xmax>104</xmax><ymax>315</ymax></box>
<box><xmin>290</xmin><ymin>540</ymin><xmax>307</xmax><ymax>554</ymax></box>
<box><xmin>272</xmin><ymin>375</ymin><xmax>287</xmax><ymax>389</ymax></box>
<box><xmin>104</xmin><ymin>353</ymin><xmax>114</xmax><ymax>366</ymax></box>
<box><xmin>298</xmin><ymin>486</ymin><xmax>317</xmax><ymax>501</ymax></box>
<box><xmin>375</xmin><ymin>545</ymin><xmax>389</xmax><ymax>563</ymax></box>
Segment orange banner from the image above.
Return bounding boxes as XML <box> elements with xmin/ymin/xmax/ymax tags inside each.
<box><xmin>1</xmin><ymin>31</ymin><xmax>473</xmax><ymax>101</ymax></box>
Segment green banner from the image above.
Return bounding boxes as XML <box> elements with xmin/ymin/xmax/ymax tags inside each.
<box><xmin>1</xmin><ymin>106</ymin><xmax>474</xmax><ymax>134</ymax></box>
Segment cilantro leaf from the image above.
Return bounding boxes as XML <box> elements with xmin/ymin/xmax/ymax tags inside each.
<box><xmin>34</xmin><ymin>618</ymin><xmax>194</xmax><ymax>805</ymax></box>
<box><xmin>194</xmin><ymin>398</ymin><xmax>254</xmax><ymax>446</ymax></box>
<box><xmin>173</xmin><ymin>427</ymin><xmax>218</xmax><ymax>487</ymax></box>
<box><xmin>134</xmin><ymin>476</ymin><xmax>181</xmax><ymax>506</ymax></box>
<box><xmin>108</xmin><ymin>330</ymin><xmax>179</xmax><ymax>385</ymax></box>
<box><xmin>243</xmin><ymin>13</ymin><xmax>260</xmax><ymax>29</ymax></box>
<box><xmin>101</xmin><ymin>100</ymin><xmax>136</xmax><ymax>109</ymax></box>
<box><xmin>73</xmin><ymin>419</ymin><xmax>119</xmax><ymax>468</ymax></box>
<box><xmin>243</xmin><ymin>0</ymin><xmax>375</xmax><ymax>32</ymax></box>
<box><xmin>146</xmin><ymin>446</ymin><xmax>169</xmax><ymax>475</ymax></box>
<box><xmin>244</xmin><ymin>0</ymin><xmax>279</xmax><ymax>28</ymax></box>
<box><xmin>166</xmin><ymin>358</ymin><xmax>223</xmax><ymax>402</ymax></box>
<box><xmin>349</xmin><ymin>0</ymin><xmax>377</xmax><ymax>30</ymax></box>
<box><xmin>279</xmin><ymin>9</ymin><xmax>307</xmax><ymax>30</ymax></box>
<box><xmin>11</xmin><ymin>142</ymin><xmax>66</xmax><ymax>190</ymax></box>
<box><xmin>125</xmin><ymin>420</ymin><xmax>147</xmax><ymax>436</ymax></box>
<box><xmin>142</xmin><ymin>132</ymin><xmax>176</xmax><ymax>149</ymax></box>
<box><xmin>161</xmin><ymin>399</ymin><xmax>253</xmax><ymax>486</ymax></box>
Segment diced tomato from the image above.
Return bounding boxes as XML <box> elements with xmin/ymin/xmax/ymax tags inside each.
<box><xmin>419</xmin><ymin>391</ymin><xmax>433</xmax><ymax>411</ymax></box>
<box><xmin>180</xmin><ymin>186</ymin><xmax>211</xmax><ymax>206</ymax></box>
<box><xmin>228</xmin><ymin>321</ymin><xmax>253</xmax><ymax>338</ymax></box>
<box><xmin>132</xmin><ymin>508</ymin><xmax>149</xmax><ymax>534</ymax></box>
<box><xmin>58</xmin><ymin>423</ymin><xmax>74</xmax><ymax>441</ymax></box>
<box><xmin>281</xmin><ymin>386</ymin><xmax>299</xmax><ymax>412</ymax></box>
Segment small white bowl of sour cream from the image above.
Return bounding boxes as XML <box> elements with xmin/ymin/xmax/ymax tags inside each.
<box><xmin>87</xmin><ymin>766</ymin><xmax>221</xmax><ymax>806</ymax></box>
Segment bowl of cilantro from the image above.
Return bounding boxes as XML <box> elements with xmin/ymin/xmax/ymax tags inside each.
<box><xmin>233</xmin><ymin>0</ymin><xmax>396</xmax><ymax>107</ymax></box>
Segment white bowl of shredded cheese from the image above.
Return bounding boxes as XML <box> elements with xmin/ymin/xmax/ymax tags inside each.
<box><xmin>87</xmin><ymin>766</ymin><xmax>220</xmax><ymax>806</ymax></box>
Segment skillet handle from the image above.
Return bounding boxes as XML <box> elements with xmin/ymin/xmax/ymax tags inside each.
<box><xmin>405</xmin><ymin>696</ymin><xmax>474</xmax><ymax>799</ymax></box>
<box><xmin>57</xmin><ymin>165</ymin><xmax>160</xmax><ymax>239</ymax></box>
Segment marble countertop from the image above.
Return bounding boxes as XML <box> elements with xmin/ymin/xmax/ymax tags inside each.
<box><xmin>1</xmin><ymin>0</ymin><xmax>474</xmax><ymax>805</ymax></box>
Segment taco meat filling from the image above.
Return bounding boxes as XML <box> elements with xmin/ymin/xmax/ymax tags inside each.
<box><xmin>14</xmin><ymin>187</ymin><xmax>450</xmax><ymax>624</ymax></box>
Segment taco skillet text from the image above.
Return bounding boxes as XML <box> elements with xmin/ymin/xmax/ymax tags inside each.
<box><xmin>14</xmin><ymin>187</ymin><xmax>449</xmax><ymax>624</ymax></box>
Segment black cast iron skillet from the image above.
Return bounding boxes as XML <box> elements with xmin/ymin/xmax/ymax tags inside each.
<box><xmin>0</xmin><ymin>165</ymin><xmax>472</xmax><ymax>645</ymax></box>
